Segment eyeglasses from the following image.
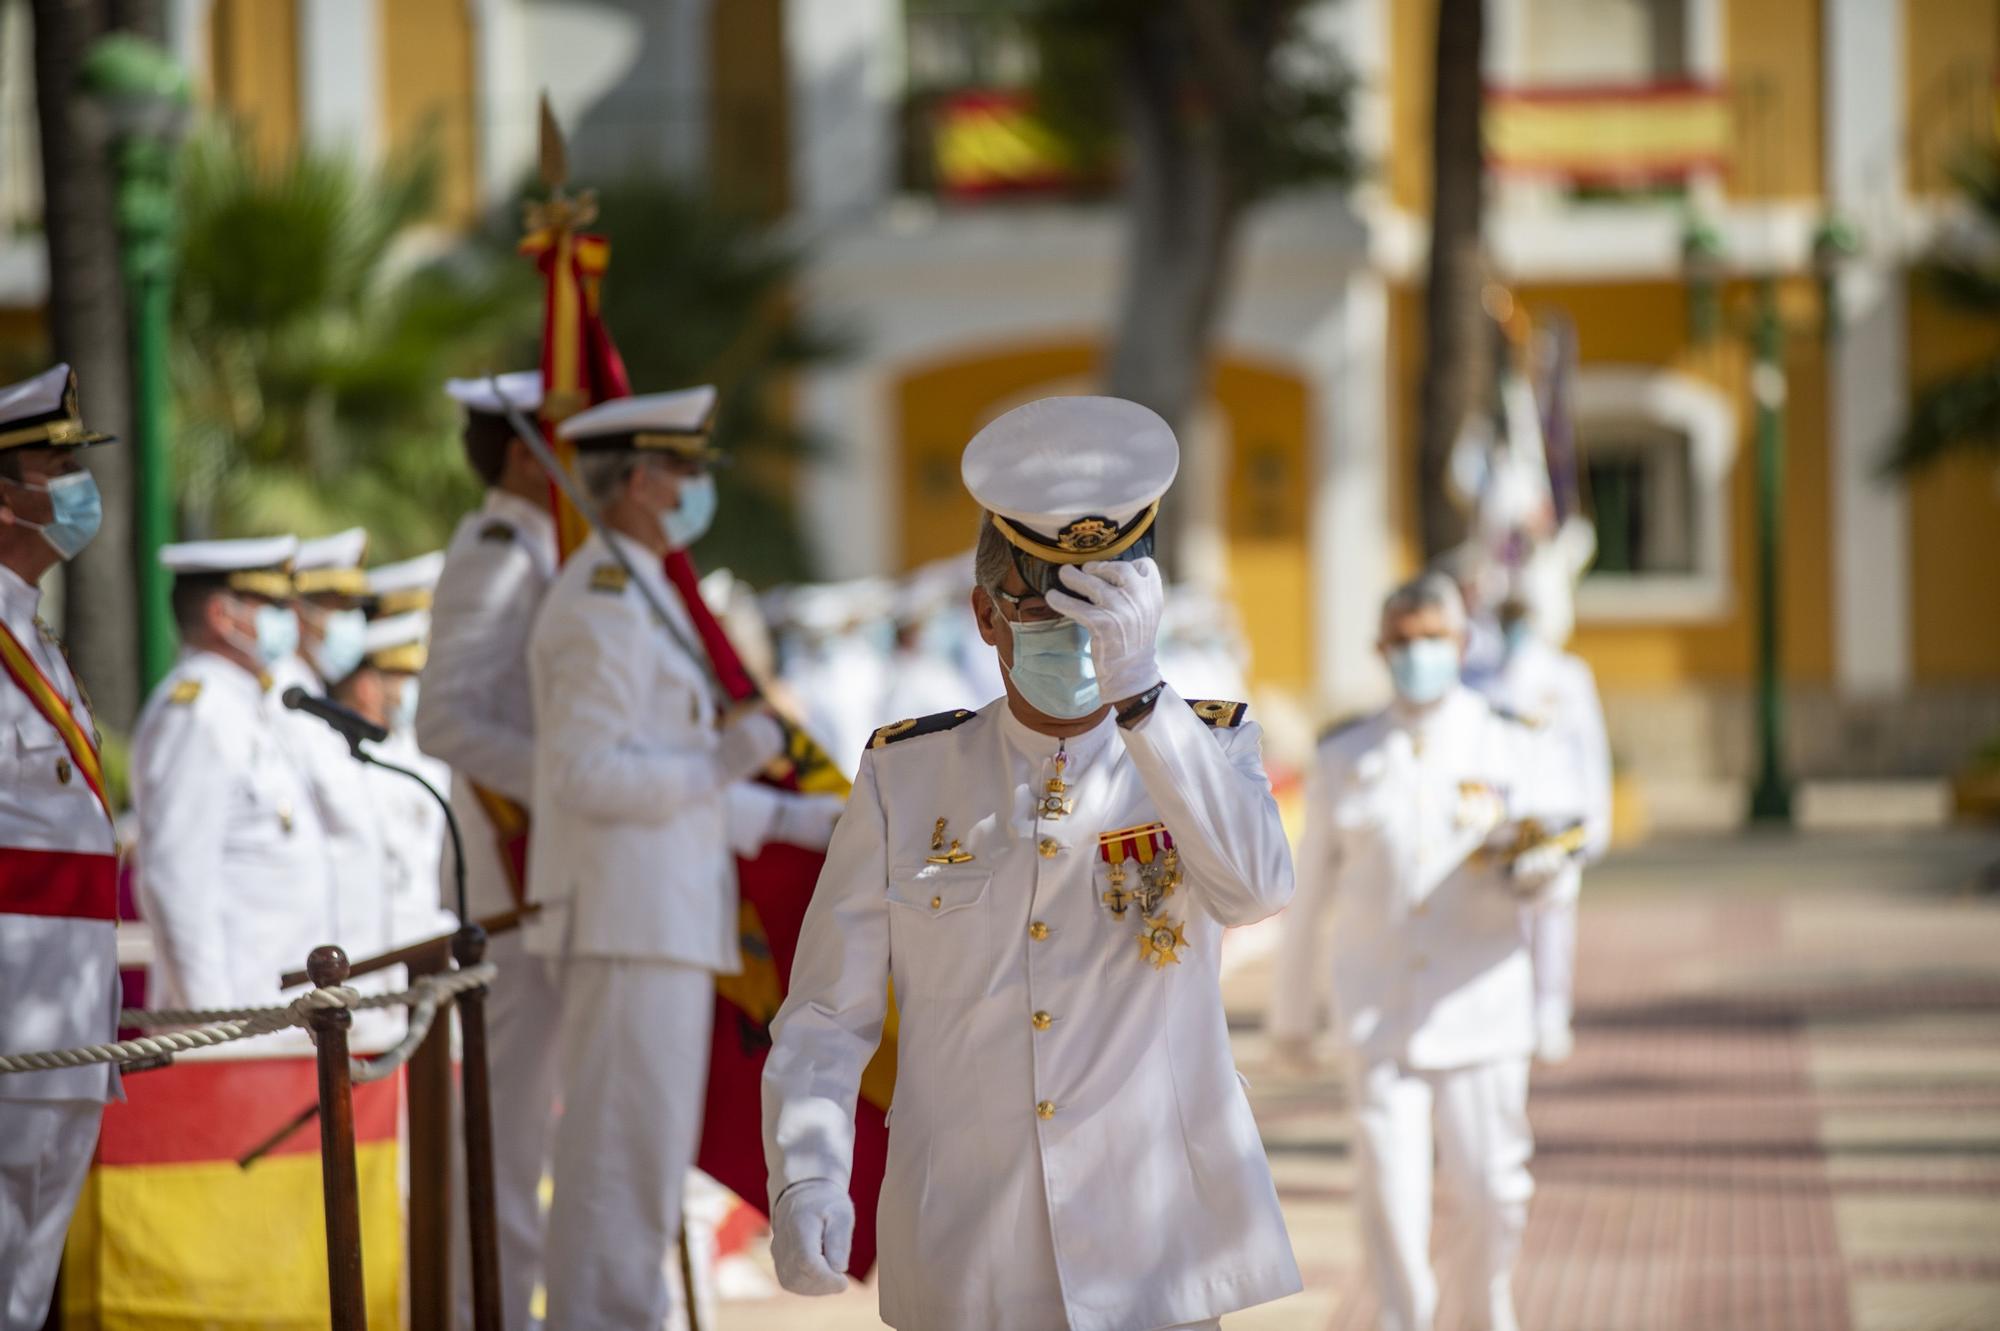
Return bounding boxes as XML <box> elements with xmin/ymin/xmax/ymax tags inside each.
<box><xmin>990</xmin><ymin>585</ymin><xmax>1062</xmax><ymax>624</ymax></box>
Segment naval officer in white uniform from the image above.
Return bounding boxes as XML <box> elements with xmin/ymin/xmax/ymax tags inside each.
<box><xmin>133</xmin><ymin>537</ymin><xmax>335</xmax><ymax>1011</ymax></box>
<box><xmin>0</xmin><ymin>366</ymin><xmax>121</xmax><ymax>1331</ymax></box>
<box><xmin>1273</xmin><ymin>572</ymin><xmax>1581</xmax><ymax>1331</ymax></box>
<box><xmin>1472</xmin><ymin>590</ymin><xmax>1612</xmax><ymax>1063</ymax></box>
<box><xmin>415</xmin><ymin>372</ymin><xmax>564</xmax><ymax>1331</ymax></box>
<box><xmin>525</xmin><ymin>387</ymin><xmax>830</xmax><ymax>1329</ymax></box>
<box><xmin>763</xmin><ymin>396</ymin><xmax>1302</xmax><ymax>1331</ymax></box>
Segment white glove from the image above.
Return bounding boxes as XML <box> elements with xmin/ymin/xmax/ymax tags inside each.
<box><xmin>771</xmin><ymin>793</ymin><xmax>845</xmax><ymax>851</ymax></box>
<box><xmin>1043</xmin><ymin>557</ymin><xmax>1164</xmax><ymax>704</ymax></box>
<box><xmin>716</xmin><ymin>711</ymin><xmax>787</xmax><ymax>784</ymax></box>
<box><xmin>770</xmin><ymin>1178</ymin><xmax>853</xmax><ymax>1296</ymax></box>
<box><xmin>1509</xmin><ymin>842</ymin><xmax>1571</xmax><ymax>899</ymax></box>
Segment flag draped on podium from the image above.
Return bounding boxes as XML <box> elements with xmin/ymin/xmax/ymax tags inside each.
<box><xmin>522</xmin><ymin>103</ymin><xmax>891</xmax><ymax>1272</ymax></box>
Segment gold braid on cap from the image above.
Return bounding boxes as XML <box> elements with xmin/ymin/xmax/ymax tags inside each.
<box><xmin>292</xmin><ymin>568</ymin><xmax>369</xmax><ymax>598</ymax></box>
<box><xmin>225</xmin><ymin>569</ymin><xmax>295</xmax><ymax>600</ymax></box>
<box><xmin>988</xmin><ymin>502</ymin><xmax>1159</xmax><ymax>565</ymax></box>
<box><xmin>368</xmin><ymin>643</ymin><xmax>427</xmax><ymax>674</ymax></box>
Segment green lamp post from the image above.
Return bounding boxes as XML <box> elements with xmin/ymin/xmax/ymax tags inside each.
<box><xmin>79</xmin><ymin>34</ymin><xmax>192</xmax><ymax>693</ymax></box>
<box><xmin>1682</xmin><ymin>213</ymin><xmax>1857</xmax><ymax>827</ymax></box>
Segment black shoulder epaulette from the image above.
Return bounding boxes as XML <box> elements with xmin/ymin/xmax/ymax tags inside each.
<box><xmin>870</xmin><ymin>709</ymin><xmax>976</xmax><ymax>749</ymax></box>
<box><xmin>1187</xmin><ymin>698</ymin><xmax>1248</xmax><ymax>729</ymax></box>
<box><xmin>1317</xmin><ymin>712</ymin><xmax>1369</xmax><ymax>744</ymax></box>
<box><xmin>478</xmin><ymin>519</ymin><xmax>515</xmax><ymax>544</ymax></box>
<box><xmin>588</xmin><ymin>562</ymin><xmax>630</xmax><ymax>595</ymax></box>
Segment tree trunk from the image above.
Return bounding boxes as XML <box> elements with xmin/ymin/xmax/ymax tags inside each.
<box><xmin>1414</xmin><ymin>0</ymin><xmax>1486</xmax><ymax>562</ymax></box>
<box><xmin>32</xmin><ymin>0</ymin><xmax>139</xmax><ymax>728</ymax></box>
<box><xmin>1103</xmin><ymin>19</ymin><xmax>1247</xmax><ymax>578</ymax></box>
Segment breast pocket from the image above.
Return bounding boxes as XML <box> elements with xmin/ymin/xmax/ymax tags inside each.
<box><xmin>885</xmin><ymin>864</ymin><xmax>996</xmax><ymax>1000</ymax></box>
<box><xmin>10</xmin><ymin>718</ymin><xmax>71</xmax><ymax>800</ymax></box>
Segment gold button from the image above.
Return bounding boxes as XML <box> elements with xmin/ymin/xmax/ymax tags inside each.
<box><xmin>1029</xmin><ymin>921</ymin><xmax>1049</xmax><ymax>941</ymax></box>
<box><xmin>1411</xmin><ymin>955</ymin><xmax>1428</xmax><ymax>970</ymax></box>
<box><xmin>1411</xmin><ymin>900</ymin><xmax>1429</xmax><ymax>916</ymax></box>
<box><xmin>1036</xmin><ymin>1100</ymin><xmax>1056</xmax><ymax>1120</ymax></box>
<box><xmin>1032</xmin><ymin>1011</ymin><xmax>1052</xmax><ymax>1031</ymax></box>
<box><xmin>1038</xmin><ymin>837</ymin><xmax>1061</xmax><ymax>858</ymax></box>
<box><xmin>931</xmin><ymin>895</ymin><xmax>943</xmax><ymax>910</ymax></box>
<box><xmin>55</xmin><ymin>757</ymin><xmax>71</xmax><ymax>785</ymax></box>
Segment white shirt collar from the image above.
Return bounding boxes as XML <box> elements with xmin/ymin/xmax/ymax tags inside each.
<box><xmin>0</xmin><ymin>561</ymin><xmax>40</xmax><ymax>635</ymax></box>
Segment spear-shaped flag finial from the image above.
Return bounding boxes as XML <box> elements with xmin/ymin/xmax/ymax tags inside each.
<box><xmin>538</xmin><ymin>93</ymin><xmax>567</xmax><ymax>191</ymax></box>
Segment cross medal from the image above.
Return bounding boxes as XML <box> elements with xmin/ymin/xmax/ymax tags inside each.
<box><xmin>1037</xmin><ymin>747</ymin><xmax>1074</xmax><ymax>821</ymax></box>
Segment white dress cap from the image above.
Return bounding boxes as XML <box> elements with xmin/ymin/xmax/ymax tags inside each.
<box><xmin>0</xmin><ymin>363</ymin><xmax>115</xmax><ymax>450</ymax></box>
<box><xmin>159</xmin><ymin>534</ymin><xmax>299</xmax><ymax>598</ymax></box>
<box><xmin>362</xmin><ymin>610</ymin><xmax>430</xmax><ymax>672</ymax></box>
<box><xmin>446</xmin><ymin>370</ymin><xmax>544</xmax><ymax>417</ymax></box>
<box><xmin>294</xmin><ymin>526</ymin><xmax>368</xmax><ymax>572</ymax></box>
<box><xmin>961</xmin><ymin>396</ymin><xmax>1179</xmax><ymax>564</ymax></box>
<box><xmin>366</xmin><ymin>550</ymin><xmax>446</xmax><ymax>617</ymax></box>
<box><xmin>557</xmin><ymin>386</ymin><xmax>721</xmax><ymax>459</ymax></box>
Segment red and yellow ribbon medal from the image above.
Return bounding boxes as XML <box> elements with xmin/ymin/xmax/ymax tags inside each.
<box><xmin>1096</xmin><ymin>821</ymin><xmax>1185</xmax><ymax>968</ymax></box>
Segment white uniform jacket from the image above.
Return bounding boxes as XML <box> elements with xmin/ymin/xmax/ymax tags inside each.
<box><xmin>523</xmin><ymin>530</ymin><xmax>736</xmax><ymax>972</ymax></box>
<box><xmin>271</xmin><ymin>652</ymin><xmax>385</xmax><ymax>954</ymax></box>
<box><xmin>415</xmin><ymin>491</ymin><xmax>556</xmax><ymax>920</ymax></box>
<box><xmin>764</xmin><ymin>690</ymin><xmax>1302</xmax><ymax>1331</ymax></box>
<box><xmin>1288</xmin><ymin>687</ymin><xmax>1575</xmax><ymax>1071</ymax></box>
<box><xmin>132</xmin><ymin>652</ymin><xmax>333</xmax><ymax>1010</ymax></box>
<box><xmin>0</xmin><ymin>567</ymin><xmax>119</xmax><ymax>1102</ymax></box>
<box><xmin>1475</xmin><ymin>637</ymin><xmax>1613</xmax><ymax>867</ymax></box>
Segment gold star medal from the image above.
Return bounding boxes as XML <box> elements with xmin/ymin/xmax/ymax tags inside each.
<box><xmin>1138</xmin><ymin>915</ymin><xmax>1186</xmax><ymax>969</ymax></box>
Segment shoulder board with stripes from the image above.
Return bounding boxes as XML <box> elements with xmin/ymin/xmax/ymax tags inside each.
<box><xmin>1187</xmin><ymin>698</ymin><xmax>1248</xmax><ymax>728</ymax></box>
<box><xmin>870</xmin><ymin>709</ymin><xmax>976</xmax><ymax>749</ymax></box>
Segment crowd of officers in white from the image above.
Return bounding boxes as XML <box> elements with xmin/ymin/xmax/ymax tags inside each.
<box><xmin>0</xmin><ymin>362</ymin><xmax>1610</xmax><ymax>1331</ymax></box>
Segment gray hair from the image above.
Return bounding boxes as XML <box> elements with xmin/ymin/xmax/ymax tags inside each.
<box><xmin>575</xmin><ymin>451</ymin><xmax>642</xmax><ymax>510</ymax></box>
<box><xmin>1380</xmin><ymin>570</ymin><xmax>1467</xmax><ymax>634</ymax></box>
<box><xmin>973</xmin><ymin>514</ymin><xmax>1013</xmax><ymax>597</ymax></box>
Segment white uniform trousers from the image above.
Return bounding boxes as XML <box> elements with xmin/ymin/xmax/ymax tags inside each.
<box><xmin>0</xmin><ymin>1099</ymin><xmax>100</xmax><ymax>1331</ymax></box>
<box><xmin>543</xmin><ymin>956</ymin><xmax>713</xmax><ymax>1331</ymax></box>
<box><xmin>454</xmin><ymin>928</ymin><xmax>565</xmax><ymax>1331</ymax></box>
<box><xmin>1349</xmin><ymin>1056</ymin><xmax>1533</xmax><ymax>1331</ymax></box>
<box><xmin>1527</xmin><ymin>894</ymin><xmax>1579</xmax><ymax>1028</ymax></box>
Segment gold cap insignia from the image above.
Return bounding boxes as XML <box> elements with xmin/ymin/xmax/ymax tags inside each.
<box><xmin>1055</xmin><ymin>516</ymin><xmax>1116</xmax><ymax>553</ymax></box>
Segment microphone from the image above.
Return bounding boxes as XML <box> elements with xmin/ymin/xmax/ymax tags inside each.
<box><xmin>281</xmin><ymin>685</ymin><xmax>388</xmax><ymax>748</ymax></box>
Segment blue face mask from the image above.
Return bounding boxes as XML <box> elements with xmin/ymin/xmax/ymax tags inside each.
<box><xmin>253</xmin><ymin>604</ymin><xmax>299</xmax><ymax>667</ymax></box>
<box><xmin>10</xmin><ymin>470</ymin><xmax>103</xmax><ymax>560</ymax></box>
<box><xmin>661</xmin><ymin>473</ymin><xmax>717</xmax><ymax>550</ymax></box>
<box><xmin>1004</xmin><ymin>617</ymin><xmax>1101</xmax><ymax>719</ymax></box>
<box><xmin>1502</xmin><ymin>618</ymin><xmax>1534</xmax><ymax>659</ymax></box>
<box><xmin>1388</xmin><ymin>636</ymin><xmax>1460</xmax><ymax>705</ymax></box>
<box><xmin>308</xmin><ymin>607</ymin><xmax>367</xmax><ymax>682</ymax></box>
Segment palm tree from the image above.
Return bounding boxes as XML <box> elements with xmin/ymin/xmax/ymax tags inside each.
<box><xmin>1887</xmin><ymin>144</ymin><xmax>2000</xmax><ymax>474</ymax></box>
<box><xmin>171</xmin><ymin>128</ymin><xmax>535</xmax><ymax>556</ymax></box>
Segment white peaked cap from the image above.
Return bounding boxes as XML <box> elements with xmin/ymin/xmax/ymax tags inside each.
<box><xmin>446</xmin><ymin>370</ymin><xmax>544</xmax><ymax>416</ymax></box>
<box><xmin>159</xmin><ymin>534</ymin><xmax>297</xmax><ymax>574</ymax></box>
<box><xmin>558</xmin><ymin>386</ymin><xmax>721</xmax><ymax>460</ymax></box>
<box><xmin>294</xmin><ymin>526</ymin><xmax>368</xmax><ymax>572</ymax></box>
<box><xmin>961</xmin><ymin>396</ymin><xmax>1179</xmax><ymax>564</ymax></box>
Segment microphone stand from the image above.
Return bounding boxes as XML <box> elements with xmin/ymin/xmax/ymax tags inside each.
<box><xmin>343</xmin><ymin>730</ymin><xmax>506</xmax><ymax>1329</ymax></box>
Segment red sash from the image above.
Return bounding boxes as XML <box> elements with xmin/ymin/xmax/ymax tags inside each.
<box><xmin>0</xmin><ymin>619</ymin><xmax>112</xmax><ymax>824</ymax></box>
<box><xmin>0</xmin><ymin>847</ymin><xmax>117</xmax><ymax>921</ymax></box>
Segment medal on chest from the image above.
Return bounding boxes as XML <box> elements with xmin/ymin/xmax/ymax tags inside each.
<box><xmin>1036</xmin><ymin>747</ymin><xmax>1075</xmax><ymax>821</ymax></box>
<box><xmin>1096</xmin><ymin>821</ymin><xmax>1186</xmax><ymax>968</ymax></box>
<box><xmin>925</xmin><ymin>816</ymin><xmax>974</xmax><ymax>865</ymax></box>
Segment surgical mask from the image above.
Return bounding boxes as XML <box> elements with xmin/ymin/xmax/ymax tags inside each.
<box><xmin>1388</xmin><ymin>637</ymin><xmax>1459</xmax><ymax>705</ymax></box>
<box><xmin>660</xmin><ymin>473</ymin><xmax>717</xmax><ymax>550</ymax></box>
<box><xmin>393</xmin><ymin>679</ymin><xmax>420</xmax><ymax>731</ymax></box>
<box><xmin>308</xmin><ymin>608</ymin><xmax>367</xmax><ymax>682</ymax></box>
<box><xmin>1502</xmin><ymin>618</ymin><xmax>1534</xmax><ymax>659</ymax></box>
<box><xmin>1004</xmin><ymin>617</ymin><xmax>1101</xmax><ymax>719</ymax></box>
<box><xmin>7</xmin><ymin>470</ymin><xmax>102</xmax><ymax>560</ymax></box>
<box><xmin>253</xmin><ymin>604</ymin><xmax>299</xmax><ymax>666</ymax></box>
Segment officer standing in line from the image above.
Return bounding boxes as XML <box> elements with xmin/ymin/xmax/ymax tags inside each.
<box><xmin>0</xmin><ymin>366</ymin><xmax>120</xmax><ymax>1331</ymax></box>
<box><xmin>133</xmin><ymin>537</ymin><xmax>335</xmax><ymax>1010</ymax></box>
<box><xmin>271</xmin><ymin>526</ymin><xmax>382</xmax><ymax>960</ymax></box>
<box><xmin>413</xmin><ymin>372</ymin><xmax>563</xmax><ymax>1331</ymax></box>
<box><xmin>524</xmin><ymin>387</ymin><xmax>831</xmax><ymax>1329</ymax></box>
<box><xmin>762</xmin><ymin>397</ymin><xmax>1302</xmax><ymax>1331</ymax></box>
<box><xmin>1473</xmin><ymin>587</ymin><xmax>1612</xmax><ymax>1063</ymax></box>
<box><xmin>1271</xmin><ymin>572</ymin><xmax>1580</xmax><ymax>1331</ymax></box>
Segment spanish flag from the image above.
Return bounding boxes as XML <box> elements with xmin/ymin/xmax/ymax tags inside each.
<box><xmin>63</xmin><ymin>1055</ymin><xmax>404</xmax><ymax>1329</ymax></box>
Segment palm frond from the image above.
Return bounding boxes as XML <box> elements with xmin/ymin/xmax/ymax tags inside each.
<box><xmin>1885</xmin><ymin>362</ymin><xmax>2000</xmax><ymax>475</ymax></box>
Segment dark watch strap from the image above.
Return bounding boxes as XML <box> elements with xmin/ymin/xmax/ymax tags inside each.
<box><xmin>1116</xmin><ymin>681</ymin><xmax>1166</xmax><ymax>728</ymax></box>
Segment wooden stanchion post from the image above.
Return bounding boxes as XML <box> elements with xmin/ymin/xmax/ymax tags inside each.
<box><xmin>308</xmin><ymin>945</ymin><xmax>369</xmax><ymax>1331</ymax></box>
<box><xmin>453</xmin><ymin>923</ymin><xmax>504</xmax><ymax>1330</ymax></box>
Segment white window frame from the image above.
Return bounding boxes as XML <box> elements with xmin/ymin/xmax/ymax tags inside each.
<box><xmin>1573</xmin><ymin>365</ymin><xmax>1738</xmax><ymax>623</ymax></box>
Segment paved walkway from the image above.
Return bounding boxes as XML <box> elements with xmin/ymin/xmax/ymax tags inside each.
<box><xmin>721</xmin><ymin>831</ymin><xmax>2000</xmax><ymax>1330</ymax></box>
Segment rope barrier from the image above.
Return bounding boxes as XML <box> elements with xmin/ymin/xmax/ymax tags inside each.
<box><xmin>0</xmin><ymin>964</ymin><xmax>496</xmax><ymax>1078</ymax></box>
